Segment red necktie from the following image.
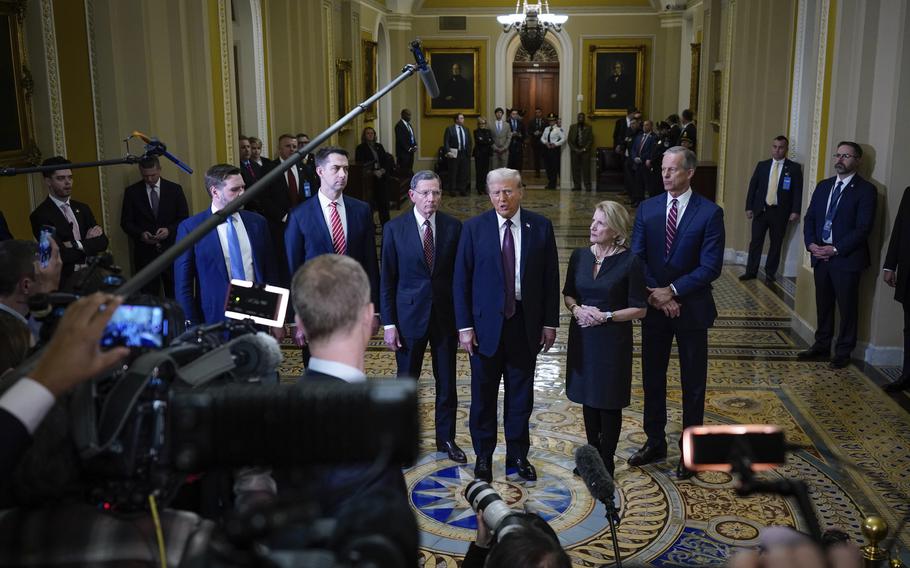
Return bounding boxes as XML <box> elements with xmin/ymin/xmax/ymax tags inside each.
<box><xmin>287</xmin><ymin>169</ymin><xmax>299</xmax><ymax>206</ymax></box>
<box><xmin>245</xmin><ymin>161</ymin><xmax>256</xmax><ymax>181</ymax></box>
<box><xmin>666</xmin><ymin>198</ymin><xmax>678</xmax><ymax>256</ymax></box>
<box><xmin>329</xmin><ymin>201</ymin><xmax>346</xmax><ymax>255</ymax></box>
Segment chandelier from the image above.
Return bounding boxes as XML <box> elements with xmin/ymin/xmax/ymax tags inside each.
<box><xmin>497</xmin><ymin>1</ymin><xmax>568</xmax><ymax>59</ymax></box>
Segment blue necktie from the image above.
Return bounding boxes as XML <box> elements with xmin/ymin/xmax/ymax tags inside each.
<box><xmin>822</xmin><ymin>181</ymin><xmax>844</xmax><ymax>241</ymax></box>
<box><xmin>226</xmin><ymin>215</ymin><xmax>246</xmax><ymax>280</ymax></box>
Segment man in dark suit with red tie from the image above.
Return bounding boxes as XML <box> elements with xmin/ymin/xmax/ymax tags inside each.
<box><xmin>238</xmin><ymin>135</ymin><xmax>262</xmax><ymax>188</ymax></box>
<box><xmin>381</xmin><ymin>171</ymin><xmax>464</xmax><ymax>463</ymax></box>
<box><xmin>630</xmin><ymin>146</ymin><xmax>724</xmax><ymax>479</ymax></box>
<box><xmin>29</xmin><ymin>157</ymin><xmax>109</xmax><ymax>286</ymax></box>
<box><xmin>882</xmin><ymin>186</ymin><xmax>910</xmax><ymax>392</ymax></box>
<box><xmin>120</xmin><ymin>156</ymin><xmax>189</xmax><ymax>296</ymax></box>
<box><xmin>454</xmin><ymin>168</ymin><xmax>560</xmax><ymax>482</ymax></box>
<box><xmin>799</xmin><ymin>141</ymin><xmax>876</xmax><ymax>369</ymax></box>
<box><xmin>741</xmin><ymin>136</ymin><xmax>804</xmax><ymax>283</ymax></box>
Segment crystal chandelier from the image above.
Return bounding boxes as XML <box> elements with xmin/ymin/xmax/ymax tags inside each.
<box><xmin>497</xmin><ymin>1</ymin><xmax>568</xmax><ymax>59</ymax></box>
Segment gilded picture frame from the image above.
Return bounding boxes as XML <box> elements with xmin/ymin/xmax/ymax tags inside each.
<box><xmin>361</xmin><ymin>40</ymin><xmax>377</xmax><ymax>121</ymax></box>
<box><xmin>423</xmin><ymin>47</ymin><xmax>480</xmax><ymax>117</ymax></box>
<box><xmin>589</xmin><ymin>44</ymin><xmax>646</xmax><ymax>117</ymax></box>
<box><xmin>0</xmin><ymin>1</ymin><xmax>38</xmax><ymax>166</ymax></box>
<box><xmin>711</xmin><ymin>69</ymin><xmax>722</xmax><ymax>125</ymax></box>
<box><xmin>690</xmin><ymin>43</ymin><xmax>701</xmax><ymax>114</ymax></box>
<box><xmin>336</xmin><ymin>59</ymin><xmax>352</xmax><ymax>131</ymax></box>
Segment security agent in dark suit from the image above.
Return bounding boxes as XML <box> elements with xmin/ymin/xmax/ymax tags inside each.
<box><xmin>506</xmin><ymin>109</ymin><xmax>526</xmax><ymax>171</ymax></box>
<box><xmin>29</xmin><ymin>156</ymin><xmax>109</xmax><ymax>286</ymax></box>
<box><xmin>238</xmin><ymin>135</ymin><xmax>263</xmax><ymax>187</ymax></box>
<box><xmin>629</xmin><ymin>146</ymin><xmax>725</xmax><ymax>480</ymax></box>
<box><xmin>882</xmin><ymin>186</ymin><xmax>910</xmax><ymax>392</ymax></box>
<box><xmin>381</xmin><ymin>171</ymin><xmax>465</xmax><ymax>463</ymax></box>
<box><xmin>612</xmin><ymin>107</ymin><xmax>638</xmax><ymax>154</ymax></box>
<box><xmin>284</xmin><ymin>254</ymin><xmax>411</xmax><ymax>517</ymax></box>
<box><xmin>741</xmin><ymin>136</ymin><xmax>804</xmax><ymax>283</ymax></box>
<box><xmin>679</xmin><ymin>109</ymin><xmax>697</xmax><ymax>154</ymax></box>
<box><xmin>529</xmin><ymin>108</ymin><xmax>546</xmax><ymax>177</ymax></box>
<box><xmin>454</xmin><ymin>168</ymin><xmax>560</xmax><ymax>483</ymax></box>
<box><xmin>443</xmin><ymin>113</ymin><xmax>472</xmax><ymax>196</ymax></box>
<box><xmin>395</xmin><ymin>108</ymin><xmax>418</xmax><ymax>175</ymax></box>
<box><xmin>120</xmin><ymin>156</ymin><xmax>189</xmax><ymax>296</ymax></box>
<box><xmin>0</xmin><ymin>293</ymin><xmax>130</xmax><ymax>484</ymax></box>
<box><xmin>799</xmin><ymin>142</ymin><xmax>876</xmax><ymax>369</ymax></box>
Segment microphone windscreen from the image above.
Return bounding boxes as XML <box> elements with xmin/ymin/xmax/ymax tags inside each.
<box><xmin>230</xmin><ymin>332</ymin><xmax>282</xmax><ymax>377</ymax></box>
<box><xmin>419</xmin><ymin>67</ymin><xmax>440</xmax><ymax>99</ymax></box>
<box><xmin>575</xmin><ymin>444</ymin><xmax>615</xmax><ymax>502</ymax></box>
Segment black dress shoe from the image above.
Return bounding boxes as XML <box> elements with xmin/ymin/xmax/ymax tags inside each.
<box><xmin>829</xmin><ymin>356</ymin><xmax>850</xmax><ymax>369</ymax></box>
<box><xmin>627</xmin><ymin>443</ymin><xmax>667</xmax><ymax>466</ymax></box>
<box><xmin>474</xmin><ymin>456</ymin><xmax>492</xmax><ymax>482</ymax></box>
<box><xmin>738</xmin><ymin>273</ymin><xmax>757</xmax><ymax>281</ymax></box>
<box><xmin>884</xmin><ymin>375</ymin><xmax>910</xmax><ymax>393</ymax></box>
<box><xmin>764</xmin><ymin>274</ymin><xmax>777</xmax><ymax>283</ymax></box>
<box><xmin>437</xmin><ymin>439</ymin><xmax>467</xmax><ymax>463</ymax></box>
<box><xmin>797</xmin><ymin>346</ymin><xmax>830</xmax><ymax>360</ymax></box>
<box><xmin>676</xmin><ymin>459</ymin><xmax>695</xmax><ymax>480</ymax></box>
<box><xmin>505</xmin><ymin>457</ymin><xmax>537</xmax><ymax>481</ymax></box>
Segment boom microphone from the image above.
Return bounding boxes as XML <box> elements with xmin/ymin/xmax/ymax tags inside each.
<box><xmin>175</xmin><ymin>332</ymin><xmax>282</xmax><ymax>387</ymax></box>
<box><xmin>575</xmin><ymin>444</ymin><xmax>616</xmax><ymax>503</ymax></box>
<box><xmin>409</xmin><ymin>40</ymin><xmax>440</xmax><ymax>98</ymax></box>
<box><xmin>131</xmin><ymin>130</ymin><xmax>194</xmax><ymax>174</ymax></box>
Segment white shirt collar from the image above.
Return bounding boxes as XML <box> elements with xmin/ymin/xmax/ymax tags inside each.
<box><xmin>307</xmin><ymin>357</ymin><xmax>366</xmax><ymax>384</ymax></box>
<box><xmin>496</xmin><ymin>208</ymin><xmax>521</xmax><ymax>229</ymax></box>
<box><xmin>48</xmin><ymin>194</ymin><xmax>70</xmax><ymax>208</ymax></box>
<box><xmin>147</xmin><ymin>180</ymin><xmax>160</xmax><ymax>191</ymax></box>
<box><xmin>318</xmin><ymin>190</ymin><xmax>344</xmax><ymax>209</ymax></box>
<box><xmin>413</xmin><ymin>207</ymin><xmax>436</xmax><ymax>228</ymax></box>
<box><xmin>835</xmin><ymin>172</ymin><xmax>855</xmax><ymax>187</ymax></box>
<box><xmin>210</xmin><ymin>204</ymin><xmax>240</xmax><ymax>220</ymax></box>
<box><xmin>666</xmin><ymin>188</ymin><xmax>693</xmax><ymax>208</ymax></box>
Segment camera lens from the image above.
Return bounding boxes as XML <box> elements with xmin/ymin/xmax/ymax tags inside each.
<box><xmin>464</xmin><ymin>480</ymin><xmax>516</xmax><ymax>537</ymax></box>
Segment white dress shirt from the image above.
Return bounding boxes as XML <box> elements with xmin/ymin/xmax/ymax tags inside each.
<box><xmin>318</xmin><ymin>191</ymin><xmax>348</xmax><ymax>240</ymax></box>
<box><xmin>0</xmin><ymin>378</ymin><xmax>56</xmax><ymax>435</ymax></box>
<box><xmin>212</xmin><ymin>206</ymin><xmax>255</xmax><ymax>281</ymax></box>
<box><xmin>666</xmin><ymin>188</ymin><xmax>694</xmax><ymax>296</ymax></box>
<box><xmin>541</xmin><ymin>126</ymin><xmax>566</xmax><ymax>147</ymax></box>
<box><xmin>307</xmin><ymin>357</ymin><xmax>366</xmax><ymax>384</ymax></box>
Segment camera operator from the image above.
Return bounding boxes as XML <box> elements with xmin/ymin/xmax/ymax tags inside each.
<box><xmin>0</xmin><ymin>293</ymin><xmax>129</xmax><ymax>484</ymax></box>
<box><xmin>0</xmin><ymin>238</ymin><xmax>63</xmax><ymax>343</ymax></box>
<box><xmin>463</xmin><ymin>510</ymin><xmax>570</xmax><ymax>568</ymax></box>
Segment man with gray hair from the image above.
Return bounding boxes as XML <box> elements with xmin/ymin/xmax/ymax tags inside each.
<box><xmin>629</xmin><ymin>146</ymin><xmax>724</xmax><ymax>480</ymax></box>
<box><xmin>454</xmin><ymin>167</ymin><xmax>560</xmax><ymax>482</ymax></box>
<box><xmin>380</xmin><ymin>171</ymin><xmax>465</xmax><ymax>463</ymax></box>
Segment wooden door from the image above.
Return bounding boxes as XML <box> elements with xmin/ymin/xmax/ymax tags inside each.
<box><xmin>513</xmin><ymin>63</ymin><xmax>558</xmax><ymax>170</ymax></box>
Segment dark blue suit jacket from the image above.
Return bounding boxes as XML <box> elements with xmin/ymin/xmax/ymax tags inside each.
<box><xmin>803</xmin><ymin>174</ymin><xmax>876</xmax><ymax>271</ymax></box>
<box><xmin>174</xmin><ymin>208</ymin><xmax>278</xmax><ymax>325</ymax></box>
<box><xmin>285</xmin><ymin>194</ymin><xmax>379</xmax><ymax>307</ymax></box>
<box><xmin>745</xmin><ymin>159</ymin><xmax>804</xmax><ymax>215</ymax></box>
<box><xmin>630</xmin><ymin>132</ymin><xmax>656</xmax><ymax>165</ymax></box>
<box><xmin>380</xmin><ymin>210</ymin><xmax>461</xmax><ymax>337</ymax></box>
<box><xmin>453</xmin><ymin>208</ymin><xmax>560</xmax><ymax>357</ymax></box>
<box><xmin>631</xmin><ymin>192</ymin><xmax>725</xmax><ymax>330</ymax></box>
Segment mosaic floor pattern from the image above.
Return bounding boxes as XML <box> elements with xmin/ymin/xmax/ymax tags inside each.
<box><xmin>280</xmin><ymin>186</ymin><xmax>910</xmax><ymax>566</ymax></box>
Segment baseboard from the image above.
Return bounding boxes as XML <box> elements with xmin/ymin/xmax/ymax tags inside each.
<box><xmin>862</xmin><ymin>344</ymin><xmax>904</xmax><ymax>366</ymax></box>
<box><xmin>789</xmin><ymin>311</ymin><xmax>816</xmax><ymax>347</ymax></box>
<box><xmin>726</xmin><ymin>248</ymin><xmax>799</xmax><ymax>277</ymax></box>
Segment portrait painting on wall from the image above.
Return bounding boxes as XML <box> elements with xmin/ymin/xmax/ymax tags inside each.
<box><xmin>336</xmin><ymin>59</ymin><xmax>352</xmax><ymax>129</ymax></box>
<box><xmin>424</xmin><ymin>47</ymin><xmax>480</xmax><ymax>116</ymax></box>
<box><xmin>0</xmin><ymin>4</ymin><xmax>36</xmax><ymax>165</ymax></box>
<box><xmin>590</xmin><ymin>45</ymin><xmax>646</xmax><ymax>117</ymax></box>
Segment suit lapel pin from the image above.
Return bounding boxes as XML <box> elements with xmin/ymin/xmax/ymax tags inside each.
<box><xmin>525</xmin><ymin>222</ymin><xmax>530</xmax><ymax>228</ymax></box>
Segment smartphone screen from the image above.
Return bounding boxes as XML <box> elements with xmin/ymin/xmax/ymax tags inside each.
<box><xmin>100</xmin><ymin>305</ymin><xmax>166</xmax><ymax>349</ymax></box>
<box><xmin>224</xmin><ymin>279</ymin><xmax>289</xmax><ymax>327</ymax></box>
<box><xmin>682</xmin><ymin>425</ymin><xmax>786</xmax><ymax>471</ymax></box>
<box><xmin>39</xmin><ymin>227</ymin><xmax>54</xmax><ymax>268</ymax></box>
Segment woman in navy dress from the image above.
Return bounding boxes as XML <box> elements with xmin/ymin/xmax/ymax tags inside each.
<box><xmin>563</xmin><ymin>200</ymin><xmax>647</xmax><ymax>477</ymax></box>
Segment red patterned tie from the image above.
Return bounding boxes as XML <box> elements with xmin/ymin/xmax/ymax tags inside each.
<box><xmin>329</xmin><ymin>201</ymin><xmax>346</xmax><ymax>255</ymax></box>
<box><xmin>422</xmin><ymin>220</ymin><xmax>434</xmax><ymax>271</ymax></box>
<box><xmin>666</xmin><ymin>198</ymin><xmax>678</xmax><ymax>256</ymax></box>
<box><xmin>287</xmin><ymin>169</ymin><xmax>299</xmax><ymax>206</ymax></box>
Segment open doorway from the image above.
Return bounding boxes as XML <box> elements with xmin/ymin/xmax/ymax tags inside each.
<box><xmin>512</xmin><ymin>42</ymin><xmax>559</xmax><ymax>174</ymax></box>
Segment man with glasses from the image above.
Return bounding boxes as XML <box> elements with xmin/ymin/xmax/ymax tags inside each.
<box><xmin>454</xmin><ymin>168</ymin><xmax>560</xmax><ymax>482</ymax></box>
<box><xmin>380</xmin><ymin>170</ymin><xmax>465</xmax><ymax>463</ymax></box>
<box><xmin>799</xmin><ymin>141</ymin><xmax>877</xmax><ymax>369</ymax></box>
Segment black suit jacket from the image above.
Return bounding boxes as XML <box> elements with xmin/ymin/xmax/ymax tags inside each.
<box><xmin>884</xmin><ymin>186</ymin><xmax>910</xmax><ymax>303</ymax></box>
<box><xmin>355</xmin><ymin>142</ymin><xmax>394</xmax><ymax>173</ymax></box>
<box><xmin>680</xmin><ymin>122</ymin><xmax>697</xmax><ymax>151</ymax></box>
<box><xmin>395</xmin><ymin>120</ymin><xmax>416</xmax><ymax>157</ymax></box>
<box><xmin>745</xmin><ymin>159</ymin><xmax>804</xmax><ymax>216</ymax></box>
<box><xmin>803</xmin><ymin>174</ymin><xmax>877</xmax><ymax>271</ymax></box>
<box><xmin>30</xmin><ymin>197</ymin><xmax>109</xmax><ymax>281</ymax></box>
<box><xmin>239</xmin><ymin>160</ymin><xmax>264</xmax><ymax>188</ymax></box>
<box><xmin>508</xmin><ymin>119</ymin><xmax>525</xmax><ymax>151</ymax></box>
<box><xmin>0</xmin><ymin>211</ymin><xmax>11</xmax><ymax>241</ymax></box>
<box><xmin>120</xmin><ymin>178</ymin><xmax>189</xmax><ymax>268</ymax></box>
<box><xmin>255</xmin><ymin>161</ymin><xmax>310</xmax><ymax>226</ymax></box>
<box><xmin>443</xmin><ymin>124</ymin><xmax>473</xmax><ymax>158</ymax></box>
<box><xmin>0</xmin><ymin>408</ymin><xmax>30</xmax><ymax>484</ymax></box>
<box><xmin>613</xmin><ymin>117</ymin><xmax>628</xmax><ymax>148</ymax></box>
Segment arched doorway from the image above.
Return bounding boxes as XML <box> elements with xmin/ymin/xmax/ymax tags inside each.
<box><xmin>512</xmin><ymin>42</ymin><xmax>559</xmax><ymax>173</ymax></box>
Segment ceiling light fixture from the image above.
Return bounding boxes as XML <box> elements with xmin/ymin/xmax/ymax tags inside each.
<box><xmin>496</xmin><ymin>1</ymin><xmax>568</xmax><ymax>59</ymax></box>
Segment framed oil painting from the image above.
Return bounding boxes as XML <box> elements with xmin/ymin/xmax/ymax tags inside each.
<box><xmin>423</xmin><ymin>47</ymin><xmax>480</xmax><ymax>116</ymax></box>
<box><xmin>590</xmin><ymin>44</ymin><xmax>646</xmax><ymax>117</ymax></box>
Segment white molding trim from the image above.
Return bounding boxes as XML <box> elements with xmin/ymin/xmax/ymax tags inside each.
<box><xmin>40</xmin><ymin>0</ymin><xmax>65</xmax><ymax>156</ymax></box>
<box><xmin>250</xmin><ymin>0</ymin><xmax>269</xmax><ymax>157</ymax></box>
<box><xmin>323</xmin><ymin>0</ymin><xmax>336</xmax><ymax>144</ymax></box>
<box><xmin>725</xmin><ymin>247</ymin><xmax>800</xmax><ymax>276</ymax></box>
<box><xmin>216</xmin><ymin>0</ymin><xmax>235</xmax><ymax>159</ymax></box>
<box><xmin>385</xmin><ymin>14</ymin><xmax>412</xmax><ymax>31</ymax></box>
<box><xmin>862</xmin><ymin>344</ymin><xmax>904</xmax><ymax>367</ymax></box>
<box><xmin>788</xmin><ymin>0</ymin><xmax>808</xmax><ymax>158</ymax></box>
<box><xmin>715</xmin><ymin>0</ymin><xmax>735</xmax><ymax>208</ymax></box>
<box><xmin>83</xmin><ymin>0</ymin><xmax>109</xmax><ymax>233</ymax></box>
<box><xmin>789</xmin><ymin>311</ymin><xmax>816</xmax><ymax>347</ymax></box>
<box><xmin>807</xmin><ymin>0</ymin><xmax>831</xmax><ymax>191</ymax></box>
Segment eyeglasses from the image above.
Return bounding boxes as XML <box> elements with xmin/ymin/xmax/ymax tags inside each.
<box><xmin>489</xmin><ymin>190</ymin><xmax>516</xmax><ymax>198</ymax></box>
<box><xmin>413</xmin><ymin>190</ymin><xmax>442</xmax><ymax>198</ymax></box>
<box><xmin>832</xmin><ymin>153</ymin><xmax>856</xmax><ymax>160</ymax></box>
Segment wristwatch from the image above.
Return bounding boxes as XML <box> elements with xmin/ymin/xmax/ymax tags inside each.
<box><xmin>832</xmin><ymin>246</ymin><xmax>839</xmax><ymax>255</ymax></box>
<box><xmin>602</xmin><ymin>311</ymin><xmax>614</xmax><ymax>323</ymax></box>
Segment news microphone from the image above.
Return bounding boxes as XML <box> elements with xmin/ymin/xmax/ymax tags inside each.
<box><xmin>575</xmin><ymin>444</ymin><xmax>616</xmax><ymax>504</ymax></box>
<box><xmin>132</xmin><ymin>130</ymin><xmax>194</xmax><ymax>174</ymax></box>
<box><xmin>175</xmin><ymin>331</ymin><xmax>282</xmax><ymax>386</ymax></box>
<box><xmin>409</xmin><ymin>40</ymin><xmax>440</xmax><ymax>98</ymax></box>
<box><xmin>27</xmin><ymin>292</ymin><xmax>82</xmax><ymax>319</ymax></box>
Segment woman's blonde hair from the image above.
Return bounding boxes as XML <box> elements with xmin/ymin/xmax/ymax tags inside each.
<box><xmin>594</xmin><ymin>200</ymin><xmax>632</xmax><ymax>247</ymax></box>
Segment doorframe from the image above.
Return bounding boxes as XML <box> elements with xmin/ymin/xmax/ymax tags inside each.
<box><xmin>495</xmin><ymin>29</ymin><xmax>573</xmax><ymax>186</ymax></box>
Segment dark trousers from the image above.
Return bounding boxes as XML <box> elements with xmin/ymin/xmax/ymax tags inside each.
<box><xmin>544</xmin><ymin>147</ymin><xmax>560</xmax><ymax>188</ymax></box>
<box><xmin>532</xmin><ymin>140</ymin><xmax>544</xmax><ymax>175</ymax></box>
<box><xmin>570</xmin><ymin>151</ymin><xmax>591</xmax><ymax>190</ymax></box>
<box><xmin>372</xmin><ymin>175</ymin><xmax>391</xmax><ymax>226</ymax></box>
<box><xmin>446</xmin><ymin>154</ymin><xmax>469</xmax><ymax>195</ymax></box>
<box><xmin>641</xmin><ymin>321</ymin><xmax>708</xmax><ymax>446</ymax></box>
<box><xmin>812</xmin><ymin>262</ymin><xmax>861</xmax><ymax>358</ymax></box>
<box><xmin>508</xmin><ymin>145</ymin><xmax>523</xmax><ymax>171</ymax></box>
<box><xmin>623</xmin><ymin>157</ymin><xmax>636</xmax><ymax>198</ymax></box>
<box><xmin>475</xmin><ymin>154</ymin><xmax>491</xmax><ymax>195</ymax></box>
<box><xmin>134</xmin><ymin>251</ymin><xmax>175</xmax><ymax>298</ymax></box>
<box><xmin>632</xmin><ymin>165</ymin><xmax>648</xmax><ymax>203</ymax></box>
<box><xmin>397</xmin><ymin>152</ymin><xmax>414</xmax><ymax>176</ymax></box>
<box><xmin>469</xmin><ymin>304</ymin><xmax>536</xmax><ymax>461</ymax></box>
<box><xmin>395</xmin><ymin>321</ymin><xmax>458</xmax><ymax>442</ymax></box>
<box><xmin>581</xmin><ymin>406</ymin><xmax>621</xmax><ymax>477</ymax></box>
<box><xmin>745</xmin><ymin>206</ymin><xmax>788</xmax><ymax>278</ymax></box>
<box><xmin>903</xmin><ymin>302</ymin><xmax>910</xmax><ymax>377</ymax></box>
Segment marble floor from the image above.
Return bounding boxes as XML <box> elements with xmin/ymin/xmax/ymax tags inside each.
<box><xmin>280</xmin><ymin>183</ymin><xmax>910</xmax><ymax>566</ymax></box>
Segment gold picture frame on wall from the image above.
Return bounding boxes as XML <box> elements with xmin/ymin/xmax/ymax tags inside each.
<box><xmin>423</xmin><ymin>47</ymin><xmax>480</xmax><ymax>116</ymax></box>
<box><xmin>589</xmin><ymin>44</ymin><xmax>647</xmax><ymax>117</ymax></box>
<box><xmin>0</xmin><ymin>1</ymin><xmax>38</xmax><ymax>166</ymax></box>
<box><xmin>336</xmin><ymin>59</ymin><xmax>352</xmax><ymax>131</ymax></box>
<box><xmin>362</xmin><ymin>40</ymin><xmax>377</xmax><ymax>121</ymax></box>
<box><xmin>711</xmin><ymin>69</ymin><xmax>722</xmax><ymax>125</ymax></box>
<box><xmin>689</xmin><ymin>43</ymin><xmax>701</xmax><ymax>114</ymax></box>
